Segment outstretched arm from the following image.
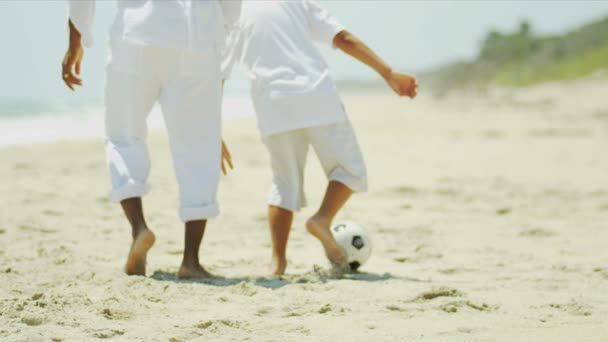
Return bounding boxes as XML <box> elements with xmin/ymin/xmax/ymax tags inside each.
<box><xmin>333</xmin><ymin>30</ymin><xmax>417</xmax><ymax>98</ymax></box>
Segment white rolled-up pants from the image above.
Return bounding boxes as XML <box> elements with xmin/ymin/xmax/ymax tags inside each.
<box><xmin>104</xmin><ymin>41</ymin><xmax>222</xmax><ymax>222</ymax></box>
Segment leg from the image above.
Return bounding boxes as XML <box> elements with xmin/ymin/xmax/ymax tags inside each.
<box><xmin>177</xmin><ymin>220</ymin><xmax>212</xmax><ymax>279</ymax></box>
<box><xmin>268</xmin><ymin>205</ymin><xmax>294</xmax><ymax>275</ymax></box>
<box><xmin>104</xmin><ymin>42</ymin><xmax>161</xmax><ymax>275</ymax></box>
<box><xmin>158</xmin><ymin>50</ymin><xmax>223</xmax><ymax>276</ymax></box>
<box><xmin>121</xmin><ymin>197</ymin><xmax>156</xmax><ymax>276</ymax></box>
<box><xmin>263</xmin><ymin>130</ymin><xmax>309</xmax><ymax>275</ymax></box>
<box><xmin>306</xmin><ymin>181</ymin><xmax>352</xmax><ymax>265</ymax></box>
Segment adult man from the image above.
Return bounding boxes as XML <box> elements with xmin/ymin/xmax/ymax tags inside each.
<box><xmin>62</xmin><ymin>0</ymin><xmax>240</xmax><ymax>278</ymax></box>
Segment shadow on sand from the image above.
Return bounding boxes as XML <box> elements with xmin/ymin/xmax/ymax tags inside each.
<box><xmin>150</xmin><ymin>268</ymin><xmax>428</xmax><ymax>289</ymax></box>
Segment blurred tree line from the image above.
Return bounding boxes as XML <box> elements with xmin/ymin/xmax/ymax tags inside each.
<box><xmin>426</xmin><ymin>16</ymin><xmax>608</xmax><ymax>94</ymax></box>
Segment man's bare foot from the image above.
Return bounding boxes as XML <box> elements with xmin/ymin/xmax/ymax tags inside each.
<box><xmin>177</xmin><ymin>264</ymin><xmax>214</xmax><ymax>279</ymax></box>
<box><xmin>306</xmin><ymin>215</ymin><xmax>347</xmax><ymax>266</ymax></box>
<box><xmin>125</xmin><ymin>229</ymin><xmax>156</xmax><ymax>276</ymax></box>
<box><xmin>270</xmin><ymin>255</ymin><xmax>287</xmax><ymax>276</ymax></box>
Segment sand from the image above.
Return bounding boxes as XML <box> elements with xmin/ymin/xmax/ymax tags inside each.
<box><xmin>1</xmin><ymin>78</ymin><xmax>607</xmax><ymax>341</ymax></box>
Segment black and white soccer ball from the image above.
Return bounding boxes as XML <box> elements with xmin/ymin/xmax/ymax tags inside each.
<box><xmin>331</xmin><ymin>221</ymin><xmax>373</xmax><ymax>271</ymax></box>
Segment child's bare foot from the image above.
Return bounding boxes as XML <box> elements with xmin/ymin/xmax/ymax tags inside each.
<box><xmin>270</xmin><ymin>255</ymin><xmax>287</xmax><ymax>276</ymax></box>
<box><xmin>177</xmin><ymin>264</ymin><xmax>214</xmax><ymax>279</ymax></box>
<box><xmin>125</xmin><ymin>229</ymin><xmax>156</xmax><ymax>276</ymax></box>
<box><xmin>306</xmin><ymin>215</ymin><xmax>347</xmax><ymax>266</ymax></box>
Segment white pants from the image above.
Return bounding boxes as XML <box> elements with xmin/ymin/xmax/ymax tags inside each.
<box><xmin>262</xmin><ymin>119</ymin><xmax>368</xmax><ymax>212</ymax></box>
<box><xmin>105</xmin><ymin>41</ymin><xmax>222</xmax><ymax>222</ymax></box>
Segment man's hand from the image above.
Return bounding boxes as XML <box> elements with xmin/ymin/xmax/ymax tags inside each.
<box><xmin>62</xmin><ymin>20</ymin><xmax>84</xmax><ymax>91</ymax></box>
<box><xmin>385</xmin><ymin>71</ymin><xmax>418</xmax><ymax>99</ymax></box>
<box><xmin>221</xmin><ymin>141</ymin><xmax>234</xmax><ymax>175</ymax></box>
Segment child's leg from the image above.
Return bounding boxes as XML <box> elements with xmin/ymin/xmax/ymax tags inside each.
<box><xmin>268</xmin><ymin>205</ymin><xmax>294</xmax><ymax>275</ymax></box>
<box><xmin>306</xmin><ymin>181</ymin><xmax>352</xmax><ymax>264</ymax></box>
<box><xmin>263</xmin><ymin>130</ymin><xmax>309</xmax><ymax>275</ymax></box>
<box><xmin>307</xmin><ymin>119</ymin><xmax>369</xmax><ymax>267</ymax></box>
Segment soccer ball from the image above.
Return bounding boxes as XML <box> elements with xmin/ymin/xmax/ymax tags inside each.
<box><xmin>331</xmin><ymin>221</ymin><xmax>373</xmax><ymax>271</ymax></box>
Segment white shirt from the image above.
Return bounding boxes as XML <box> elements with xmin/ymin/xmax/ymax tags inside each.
<box><xmin>69</xmin><ymin>0</ymin><xmax>242</xmax><ymax>53</ymax></box>
<box><xmin>222</xmin><ymin>0</ymin><xmax>346</xmax><ymax>136</ymax></box>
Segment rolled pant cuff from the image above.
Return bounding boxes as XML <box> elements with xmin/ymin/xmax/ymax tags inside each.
<box><xmin>329</xmin><ymin>174</ymin><xmax>368</xmax><ymax>193</ymax></box>
<box><xmin>109</xmin><ymin>183</ymin><xmax>150</xmax><ymax>202</ymax></box>
<box><xmin>267</xmin><ymin>197</ymin><xmax>306</xmax><ymax>213</ymax></box>
<box><xmin>179</xmin><ymin>203</ymin><xmax>220</xmax><ymax>222</ymax></box>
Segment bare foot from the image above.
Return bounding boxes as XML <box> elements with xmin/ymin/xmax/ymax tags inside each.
<box><xmin>125</xmin><ymin>229</ymin><xmax>156</xmax><ymax>276</ymax></box>
<box><xmin>270</xmin><ymin>255</ymin><xmax>287</xmax><ymax>276</ymax></box>
<box><xmin>177</xmin><ymin>264</ymin><xmax>214</xmax><ymax>279</ymax></box>
<box><xmin>329</xmin><ymin>260</ymin><xmax>351</xmax><ymax>278</ymax></box>
<box><xmin>306</xmin><ymin>215</ymin><xmax>347</xmax><ymax>266</ymax></box>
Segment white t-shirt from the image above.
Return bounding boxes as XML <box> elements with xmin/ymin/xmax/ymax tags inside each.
<box><xmin>69</xmin><ymin>0</ymin><xmax>242</xmax><ymax>53</ymax></box>
<box><xmin>222</xmin><ymin>0</ymin><xmax>347</xmax><ymax>136</ymax></box>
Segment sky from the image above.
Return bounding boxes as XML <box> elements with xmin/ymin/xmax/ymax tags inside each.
<box><xmin>0</xmin><ymin>0</ymin><xmax>607</xmax><ymax>101</ymax></box>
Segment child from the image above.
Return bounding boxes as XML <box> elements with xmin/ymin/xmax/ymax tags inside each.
<box><xmin>222</xmin><ymin>0</ymin><xmax>417</xmax><ymax>275</ymax></box>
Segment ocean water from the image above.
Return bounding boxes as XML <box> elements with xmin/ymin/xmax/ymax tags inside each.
<box><xmin>0</xmin><ymin>95</ymin><xmax>256</xmax><ymax>147</ymax></box>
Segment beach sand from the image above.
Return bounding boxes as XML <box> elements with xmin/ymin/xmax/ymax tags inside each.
<box><xmin>1</xmin><ymin>78</ymin><xmax>607</xmax><ymax>341</ymax></box>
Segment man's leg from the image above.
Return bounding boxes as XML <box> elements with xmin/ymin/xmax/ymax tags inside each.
<box><xmin>159</xmin><ymin>51</ymin><xmax>223</xmax><ymax>278</ymax></box>
<box><xmin>268</xmin><ymin>205</ymin><xmax>294</xmax><ymax>275</ymax></box>
<box><xmin>306</xmin><ymin>181</ymin><xmax>352</xmax><ymax>265</ymax></box>
<box><xmin>177</xmin><ymin>220</ymin><xmax>211</xmax><ymax>278</ymax></box>
<box><xmin>105</xmin><ymin>42</ymin><xmax>160</xmax><ymax>276</ymax></box>
<box><xmin>121</xmin><ymin>198</ymin><xmax>156</xmax><ymax>276</ymax></box>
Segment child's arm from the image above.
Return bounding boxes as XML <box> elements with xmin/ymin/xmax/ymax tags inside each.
<box><xmin>333</xmin><ymin>31</ymin><xmax>417</xmax><ymax>98</ymax></box>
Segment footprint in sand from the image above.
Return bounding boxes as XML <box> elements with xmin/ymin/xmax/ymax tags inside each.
<box><xmin>496</xmin><ymin>207</ymin><xmax>512</xmax><ymax>215</ymax></box>
<box><xmin>100</xmin><ymin>307</ymin><xmax>134</xmax><ymax>321</ymax></box>
<box><xmin>19</xmin><ymin>224</ymin><xmax>57</xmax><ymax>234</ymax></box>
<box><xmin>21</xmin><ymin>313</ymin><xmax>45</xmax><ymax>326</ymax></box>
<box><xmin>437</xmin><ymin>267</ymin><xmax>477</xmax><ymax>275</ymax></box>
<box><xmin>43</xmin><ymin>209</ymin><xmax>63</xmax><ymax>217</ymax></box>
<box><xmin>194</xmin><ymin>319</ymin><xmax>248</xmax><ymax>333</ymax></box>
<box><xmin>543</xmin><ymin>301</ymin><xmax>592</xmax><ymax>316</ymax></box>
<box><xmin>255</xmin><ymin>306</ymin><xmax>272</xmax><ymax>317</ymax></box>
<box><xmin>439</xmin><ymin>300</ymin><xmax>497</xmax><ymax>313</ymax></box>
<box><xmin>389</xmin><ymin>185</ymin><xmax>420</xmax><ymax>196</ymax></box>
<box><xmin>89</xmin><ymin>329</ymin><xmax>125</xmax><ymax>339</ymax></box>
<box><xmin>415</xmin><ymin>287</ymin><xmax>462</xmax><ymax>301</ymax></box>
<box><xmin>519</xmin><ymin>228</ymin><xmax>556</xmax><ymax>238</ymax></box>
<box><xmin>593</xmin><ymin>267</ymin><xmax>608</xmax><ymax>279</ymax></box>
<box><xmin>386</xmin><ymin>305</ymin><xmax>403</xmax><ymax>311</ymax></box>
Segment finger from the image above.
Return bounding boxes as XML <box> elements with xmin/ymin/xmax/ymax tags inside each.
<box><xmin>63</xmin><ymin>78</ymin><xmax>75</xmax><ymax>91</ymax></box>
<box><xmin>222</xmin><ymin>145</ymin><xmax>234</xmax><ymax>169</ymax></box>
<box><xmin>226</xmin><ymin>154</ymin><xmax>234</xmax><ymax>170</ymax></box>
<box><xmin>62</xmin><ymin>64</ymin><xmax>82</xmax><ymax>89</ymax></box>
<box><xmin>75</xmin><ymin>61</ymin><xmax>81</xmax><ymax>76</ymax></box>
<box><xmin>221</xmin><ymin>159</ymin><xmax>227</xmax><ymax>175</ymax></box>
<box><xmin>66</xmin><ymin>75</ymin><xmax>83</xmax><ymax>87</ymax></box>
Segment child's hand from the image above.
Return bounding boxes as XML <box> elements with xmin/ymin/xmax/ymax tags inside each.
<box><xmin>221</xmin><ymin>140</ymin><xmax>234</xmax><ymax>175</ymax></box>
<box><xmin>385</xmin><ymin>71</ymin><xmax>418</xmax><ymax>98</ymax></box>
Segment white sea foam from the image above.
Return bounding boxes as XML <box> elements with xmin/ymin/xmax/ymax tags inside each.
<box><xmin>0</xmin><ymin>95</ymin><xmax>255</xmax><ymax>147</ymax></box>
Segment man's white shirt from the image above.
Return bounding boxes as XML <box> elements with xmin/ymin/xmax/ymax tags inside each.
<box><xmin>69</xmin><ymin>0</ymin><xmax>242</xmax><ymax>53</ymax></box>
<box><xmin>222</xmin><ymin>0</ymin><xmax>347</xmax><ymax>136</ymax></box>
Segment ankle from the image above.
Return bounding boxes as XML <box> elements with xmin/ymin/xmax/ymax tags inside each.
<box><xmin>181</xmin><ymin>254</ymin><xmax>200</xmax><ymax>268</ymax></box>
<box><xmin>310</xmin><ymin>213</ymin><xmax>332</xmax><ymax>224</ymax></box>
<box><xmin>272</xmin><ymin>253</ymin><xmax>286</xmax><ymax>262</ymax></box>
<box><xmin>132</xmin><ymin>225</ymin><xmax>149</xmax><ymax>239</ymax></box>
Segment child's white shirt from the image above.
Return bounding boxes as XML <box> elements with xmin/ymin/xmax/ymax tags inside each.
<box><xmin>222</xmin><ymin>0</ymin><xmax>347</xmax><ymax>136</ymax></box>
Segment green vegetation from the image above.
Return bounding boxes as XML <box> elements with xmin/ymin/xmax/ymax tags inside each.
<box><xmin>426</xmin><ymin>17</ymin><xmax>608</xmax><ymax>93</ymax></box>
